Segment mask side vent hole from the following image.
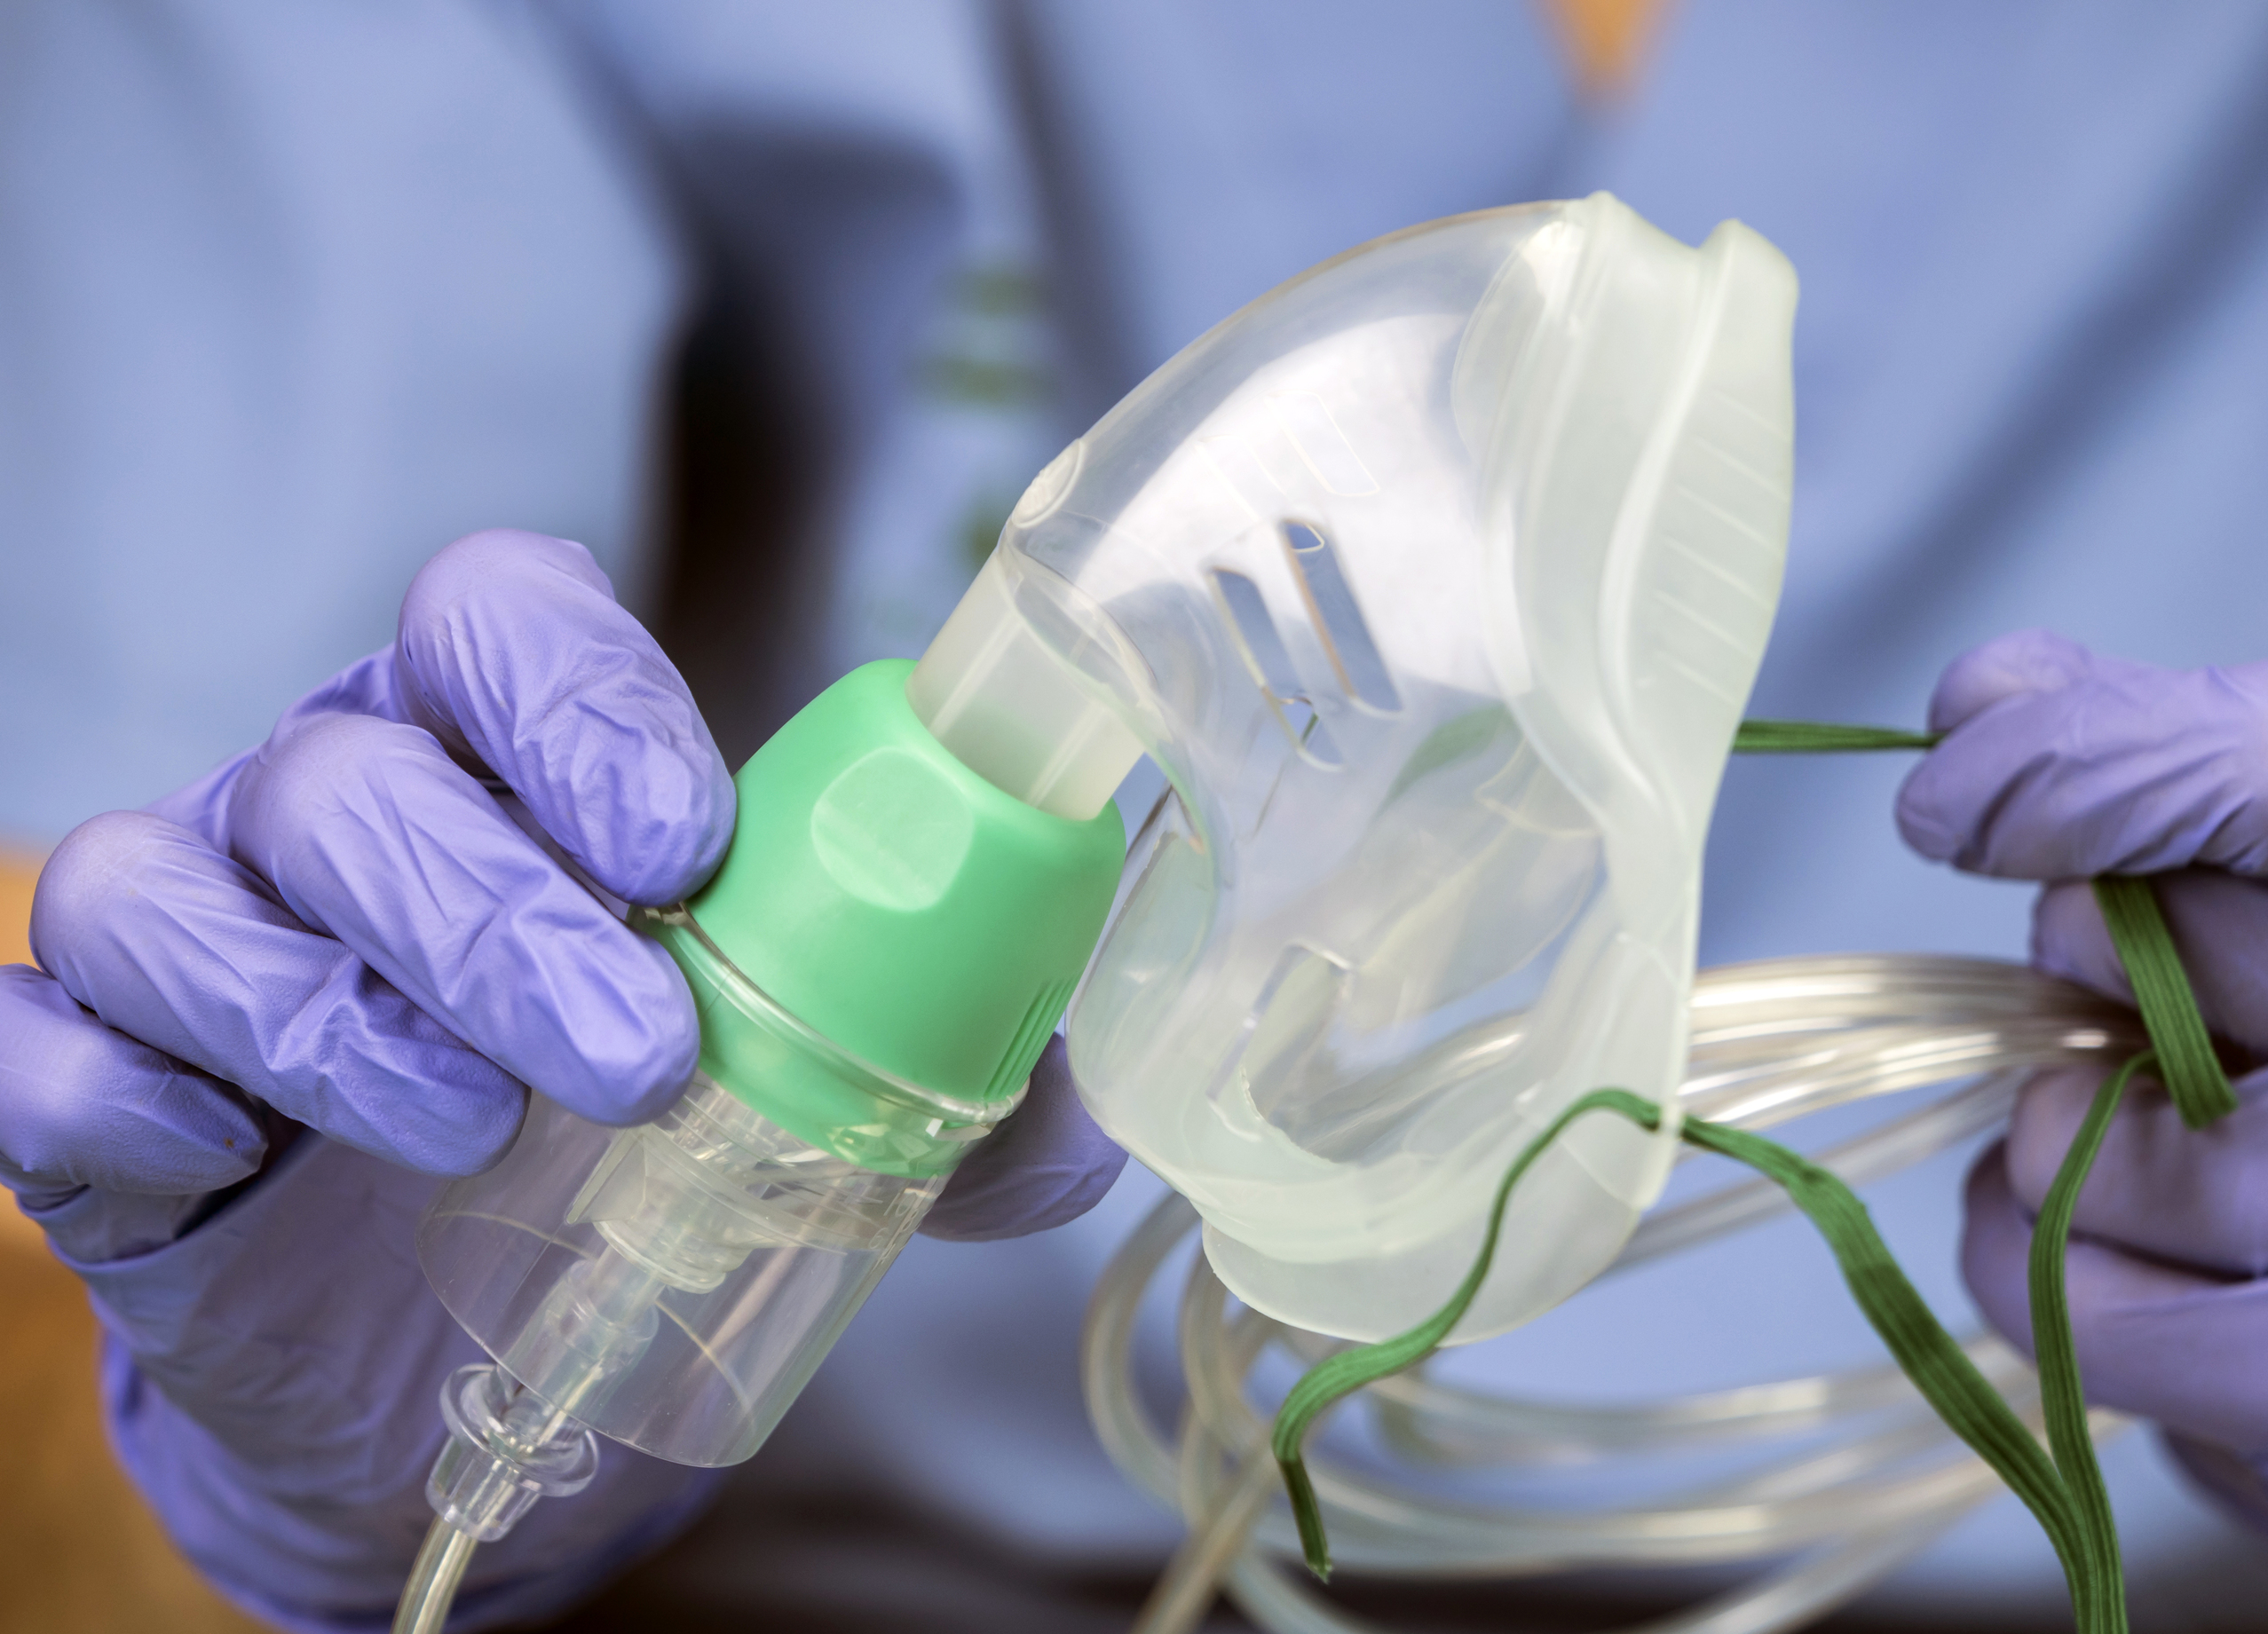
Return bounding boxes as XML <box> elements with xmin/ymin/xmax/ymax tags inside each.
<box><xmin>1210</xmin><ymin>567</ymin><xmax>1343</xmax><ymax>768</ymax></box>
<box><xmin>1282</xmin><ymin>523</ymin><xmax>1402</xmax><ymax>714</ymax></box>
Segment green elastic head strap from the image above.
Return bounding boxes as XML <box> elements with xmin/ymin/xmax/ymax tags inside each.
<box><xmin>2090</xmin><ymin>874</ymin><xmax>2236</xmax><ymax>1126</ymax></box>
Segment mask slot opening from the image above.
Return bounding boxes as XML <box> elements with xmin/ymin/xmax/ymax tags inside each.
<box><xmin>1209</xmin><ymin>566</ymin><xmax>1343</xmax><ymax>768</ymax></box>
<box><xmin>1280</xmin><ymin>522</ymin><xmax>1402</xmax><ymax>714</ymax></box>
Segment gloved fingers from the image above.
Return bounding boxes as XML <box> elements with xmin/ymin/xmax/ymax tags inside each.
<box><xmin>1964</xmin><ymin>1143</ymin><xmax>2268</xmax><ymax>1454</ymax></box>
<box><xmin>2001</xmin><ymin>1063</ymin><xmax>2268</xmax><ymax>1279</ymax></box>
<box><xmin>31</xmin><ymin>812</ymin><xmax>527</xmax><ymax>1175</ymax></box>
<box><xmin>1922</xmin><ymin>628</ymin><xmax>2102</xmax><ymax>734</ymax></box>
<box><xmin>920</xmin><ymin>1035</ymin><xmax>1128</xmax><ymax>1242</ymax></box>
<box><xmin>391</xmin><ymin>530</ymin><xmax>735</xmax><ymax>906</ymax></box>
<box><xmin>0</xmin><ymin>963</ymin><xmax>264</xmax><ymax>1198</ymax></box>
<box><xmin>219</xmin><ymin>711</ymin><xmax>698</xmax><ymax>1126</ymax></box>
<box><xmin>2032</xmin><ymin>870</ymin><xmax>2268</xmax><ymax>1059</ymax></box>
<box><xmin>1897</xmin><ymin>633</ymin><xmax>2268</xmax><ymax>879</ymax></box>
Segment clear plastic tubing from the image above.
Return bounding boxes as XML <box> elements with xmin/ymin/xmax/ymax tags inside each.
<box><xmin>391</xmin><ymin>1520</ymin><xmax>477</xmax><ymax>1634</ymax></box>
<box><xmin>1083</xmin><ymin>953</ymin><xmax>2146</xmax><ymax>1634</ymax></box>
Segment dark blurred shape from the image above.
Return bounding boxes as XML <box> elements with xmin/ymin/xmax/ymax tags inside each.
<box><xmin>647</xmin><ymin>259</ymin><xmax>827</xmax><ymax>774</ymax></box>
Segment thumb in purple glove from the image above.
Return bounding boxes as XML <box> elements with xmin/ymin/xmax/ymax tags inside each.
<box><xmin>921</xmin><ymin>1035</ymin><xmax>1127</xmax><ymax>1242</ymax></box>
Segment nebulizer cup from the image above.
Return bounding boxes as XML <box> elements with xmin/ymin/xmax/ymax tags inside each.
<box><xmin>395</xmin><ymin>192</ymin><xmax>1799</xmax><ymax>1630</ymax></box>
<box><xmin>418</xmin><ymin>909</ymin><xmax>974</xmax><ymax>1473</ymax></box>
<box><xmin>395</xmin><ymin>660</ymin><xmax>1130</xmax><ymax>1629</ymax></box>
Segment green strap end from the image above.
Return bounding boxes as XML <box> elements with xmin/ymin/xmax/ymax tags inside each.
<box><xmin>1732</xmin><ymin>719</ymin><xmax>1943</xmax><ymax>754</ymax></box>
<box><xmin>2091</xmin><ymin>876</ymin><xmax>2236</xmax><ymax>1128</ymax></box>
<box><xmin>1268</xmin><ymin>1087</ymin><xmax>1661</xmax><ymax>1581</ymax></box>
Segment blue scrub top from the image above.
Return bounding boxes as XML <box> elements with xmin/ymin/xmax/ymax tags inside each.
<box><xmin>5</xmin><ymin>1</ymin><xmax>2266</xmax><ymax>1622</ymax></box>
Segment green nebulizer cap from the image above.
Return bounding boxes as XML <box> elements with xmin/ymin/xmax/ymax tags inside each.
<box><xmin>642</xmin><ymin>652</ymin><xmax>1137</xmax><ymax>1177</ymax></box>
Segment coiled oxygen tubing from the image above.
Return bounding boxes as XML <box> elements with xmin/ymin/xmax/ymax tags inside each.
<box><xmin>1083</xmin><ymin>953</ymin><xmax>2147</xmax><ymax>1634</ymax></box>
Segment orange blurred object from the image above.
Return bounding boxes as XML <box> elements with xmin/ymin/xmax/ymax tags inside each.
<box><xmin>1537</xmin><ymin>0</ymin><xmax>1673</xmax><ymax>98</ymax></box>
<box><xmin>0</xmin><ymin>850</ymin><xmax>33</xmax><ymax>970</ymax></box>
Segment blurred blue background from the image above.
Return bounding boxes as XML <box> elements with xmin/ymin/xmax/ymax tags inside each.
<box><xmin>7</xmin><ymin>3</ymin><xmax>2268</xmax><ymax>1628</ymax></box>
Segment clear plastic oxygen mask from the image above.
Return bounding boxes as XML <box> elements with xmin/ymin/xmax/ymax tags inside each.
<box><xmin>936</xmin><ymin>191</ymin><xmax>1798</xmax><ymax>1342</ymax></box>
<box><xmin>393</xmin><ymin>192</ymin><xmax>1798</xmax><ymax>1632</ymax></box>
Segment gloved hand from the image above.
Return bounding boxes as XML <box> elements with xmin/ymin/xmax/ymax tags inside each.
<box><xmin>1897</xmin><ymin>628</ymin><xmax>2268</xmax><ymax>1530</ymax></box>
<box><xmin>0</xmin><ymin>529</ymin><xmax>1127</xmax><ymax>1630</ymax></box>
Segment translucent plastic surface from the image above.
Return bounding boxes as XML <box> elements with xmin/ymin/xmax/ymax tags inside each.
<box><xmin>911</xmin><ymin>539</ymin><xmax>1144</xmax><ymax>820</ymax></box>
<box><xmin>921</xmin><ymin>193</ymin><xmax>1799</xmax><ymax>1340</ymax></box>
<box><xmin>416</xmin><ymin>909</ymin><xmax>1009</xmax><ymax>1467</ymax></box>
<box><xmin>1083</xmin><ymin>955</ymin><xmax>2144</xmax><ymax>1634</ymax></box>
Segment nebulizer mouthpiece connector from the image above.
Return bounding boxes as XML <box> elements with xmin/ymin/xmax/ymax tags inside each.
<box><xmin>910</xmin><ymin>515</ymin><xmax>1147</xmax><ymax>822</ymax></box>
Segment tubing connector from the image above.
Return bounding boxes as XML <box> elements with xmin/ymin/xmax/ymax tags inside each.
<box><xmin>425</xmin><ymin>1362</ymin><xmax>600</xmax><ymax>1543</ymax></box>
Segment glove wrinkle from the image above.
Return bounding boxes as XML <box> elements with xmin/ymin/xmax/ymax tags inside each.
<box><xmin>0</xmin><ymin>965</ymin><xmax>265</xmax><ymax>1198</ymax></box>
<box><xmin>220</xmin><ymin>708</ymin><xmax>699</xmax><ymax>1128</ymax></box>
<box><xmin>31</xmin><ymin>810</ymin><xmax>530</xmax><ymax>1176</ymax></box>
<box><xmin>394</xmin><ymin>530</ymin><xmax>734</xmax><ymax>907</ymax></box>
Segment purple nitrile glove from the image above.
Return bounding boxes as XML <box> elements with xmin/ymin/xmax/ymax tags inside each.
<box><xmin>1897</xmin><ymin>628</ymin><xmax>2268</xmax><ymax>1528</ymax></box>
<box><xmin>25</xmin><ymin>529</ymin><xmax>736</xmax><ymax>1200</ymax></box>
<box><xmin>921</xmin><ymin>1034</ymin><xmax>1127</xmax><ymax>1242</ymax></box>
<box><xmin>0</xmin><ymin>529</ymin><xmax>1130</xmax><ymax>1629</ymax></box>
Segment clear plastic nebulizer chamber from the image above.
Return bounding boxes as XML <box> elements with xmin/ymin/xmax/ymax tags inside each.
<box><xmin>400</xmin><ymin>191</ymin><xmax>1798</xmax><ymax>1618</ymax></box>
